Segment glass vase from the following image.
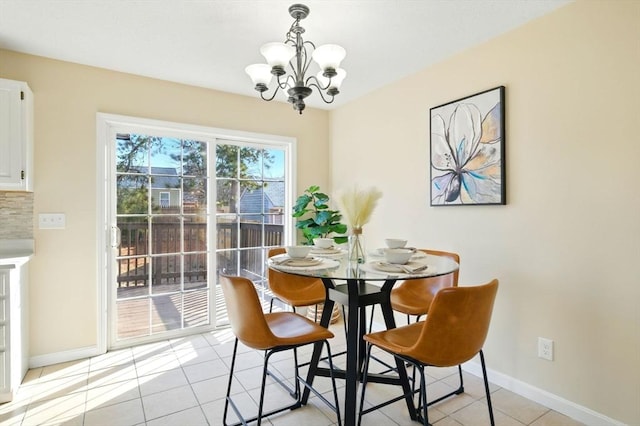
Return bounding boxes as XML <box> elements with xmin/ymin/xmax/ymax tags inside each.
<box><xmin>348</xmin><ymin>227</ymin><xmax>366</xmax><ymax>264</ymax></box>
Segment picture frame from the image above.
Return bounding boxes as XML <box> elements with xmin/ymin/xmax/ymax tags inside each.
<box><xmin>430</xmin><ymin>86</ymin><xmax>506</xmax><ymax>206</ymax></box>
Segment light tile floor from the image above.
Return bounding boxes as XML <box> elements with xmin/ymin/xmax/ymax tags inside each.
<box><xmin>0</xmin><ymin>320</ymin><xmax>585</xmax><ymax>426</ymax></box>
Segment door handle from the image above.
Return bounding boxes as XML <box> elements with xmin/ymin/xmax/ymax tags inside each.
<box><xmin>111</xmin><ymin>226</ymin><xmax>121</xmax><ymax>249</ymax></box>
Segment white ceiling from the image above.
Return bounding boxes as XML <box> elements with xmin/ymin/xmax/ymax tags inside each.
<box><xmin>0</xmin><ymin>0</ymin><xmax>570</xmax><ymax>110</ymax></box>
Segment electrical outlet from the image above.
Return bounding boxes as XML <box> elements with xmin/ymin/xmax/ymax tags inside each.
<box><xmin>538</xmin><ymin>337</ymin><xmax>554</xmax><ymax>361</ymax></box>
<box><xmin>39</xmin><ymin>213</ymin><xmax>66</xmax><ymax>229</ymax></box>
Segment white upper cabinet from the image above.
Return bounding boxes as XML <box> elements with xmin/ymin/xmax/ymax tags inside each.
<box><xmin>0</xmin><ymin>78</ymin><xmax>33</xmax><ymax>191</ymax></box>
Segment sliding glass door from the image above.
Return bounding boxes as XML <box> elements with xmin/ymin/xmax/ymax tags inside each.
<box><xmin>99</xmin><ymin>114</ymin><xmax>293</xmax><ymax>348</ymax></box>
<box><xmin>114</xmin><ymin>134</ymin><xmax>210</xmax><ymax>340</ymax></box>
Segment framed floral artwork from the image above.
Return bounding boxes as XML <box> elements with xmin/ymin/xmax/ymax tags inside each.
<box><xmin>430</xmin><ymin>86</ymin><xmax>506</xmax><ymax>206</ymax></box>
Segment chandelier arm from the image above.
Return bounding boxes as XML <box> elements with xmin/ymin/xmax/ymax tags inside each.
<box><xmin>305</xmin><ymin>74</ymin><xmax>331</xmax><ymax>91</ymax></box>
<box><xmin>306</xmin><ymin>80</ymin><xmax>336</xmax><ymax>104</ymax></box>
<box><xmin>276</xmin><ymin>74</ymin><xmax>295</xmax><ymax>90</ymax></box>
<box><xmin>258</xmin><ymin>86</ymin><xmax>282</xmax><ymax>102</ymax></box>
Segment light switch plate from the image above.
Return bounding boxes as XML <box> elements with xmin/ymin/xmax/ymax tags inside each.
<box><xmin>39</xmin><ymin>213</ymin><xmax>66</xmax><ymax>229</ymax></box>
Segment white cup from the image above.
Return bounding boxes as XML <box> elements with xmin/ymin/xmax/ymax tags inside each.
<box><xmin>385</xmin><ymin>238</ymin><xmax>408</xmax><ymax>249</ymax></box>
<box><xmin>313</xmin><ymin>238</ymin><xmax>334</xmax><ymax>249</ymax></box>
<box><xmin>384</xmin><ymin>248</ymin><xmax>413</xmax><ymax>264</ymax></box>
<box><xmin>286</xmin><ymin>245</ymin><xmax>311</xmax><ymax>259</ymax></box>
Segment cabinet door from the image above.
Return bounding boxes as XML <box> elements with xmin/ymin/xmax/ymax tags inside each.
<box><xmin>0</xmin><ymin>79</ymin><xmax>30</xmax><ymax>190</ymax></box>
<box><xmin>0</xmin><ymin>269</ymin><xmax>9</xmax><ymax>395</ymax></box>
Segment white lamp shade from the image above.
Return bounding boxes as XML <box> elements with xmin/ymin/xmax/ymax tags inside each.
<box><xmin>312</xmin><ymin>44</ymin><xmax>346</xmax><ymax>71</ymax></box>
<box><xmin>317</xmin><ymin>68</ymin><xmax>347</xmax><ymax>89</ymax></box>
<box><xmin>260</xmin><ymin>42</ymin><xmax>295</xmax><ymax>68</ymax></box>
<box><xmin>245</xmin><ymin>64</ymin><xmax>273</xmax><ymax>86</ymax></box>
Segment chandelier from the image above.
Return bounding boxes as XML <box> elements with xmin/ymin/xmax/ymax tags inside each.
<box><xmin>245</xmin><ymin>3</ymin><xmax>347</xmax><ymax>114</ymax></box>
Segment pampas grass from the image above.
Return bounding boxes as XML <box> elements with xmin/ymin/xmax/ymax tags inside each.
<box><xmin>338</xmin><ymin>186</ymin><xmax>383</xmax><ymax>230</ymax></box>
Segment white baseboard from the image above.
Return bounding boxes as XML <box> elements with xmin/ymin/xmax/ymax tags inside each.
<box><xmin>462</xmin><ymin>361</ymin><xmax>625</xmax><ymax>426</ymax></box>
<box><xmin>29</xmin><ymin>345</ymin><xmax>103</xmax><ymax>369</ymax></box>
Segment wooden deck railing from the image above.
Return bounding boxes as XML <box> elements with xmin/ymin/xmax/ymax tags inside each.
<box><xmin>116</xmin><ymin>221</ymin><xmax>283</xmax><ymax>288</ymax></box>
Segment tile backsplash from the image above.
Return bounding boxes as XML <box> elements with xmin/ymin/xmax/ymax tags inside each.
<box><xmin>0</xmin><ymin>191</ymin><xmax>34</xmax><ymax>239</ymax></box>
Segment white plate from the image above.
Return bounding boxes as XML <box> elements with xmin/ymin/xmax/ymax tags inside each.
<box><xmin>273</xmin><ymin>257</ymin><xmax>323</xmax><ymax>267</ymax></box>
<box><xmin>369</xmin><ymin>248</ymin><xmax>426</xmax><ymax>258</ymax></box>
<box><xmin>269</xmin><ymin>254</ymin><xmax>340</xmax><ymax>270</ymax></box>
<box><xmin>310</xmin><ymin>247</ymin><xmax>343</xmax><ymax>255</ymax></box>
<box><xmin>370</xmin><ymin>260</ymin><xmax>428</xmax><ymax>273</ymax></box>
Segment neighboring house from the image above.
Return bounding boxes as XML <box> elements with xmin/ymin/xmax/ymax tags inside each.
<box><xmin>239</xmin><ymin>181</ymin><xmax>285</xmax><ymax>224</ymax></box>
<box><xmin>150</xmin><ymin>167</ymin><xmax>181</xmax><ymax>209</ymax></box>
<box><xmin>120</xmin><ymin>166</ymin><xmax>182</xmax><ymax>210</ymax></box>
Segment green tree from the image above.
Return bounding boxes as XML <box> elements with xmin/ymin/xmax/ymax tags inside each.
<box><xmin>116</xmin><ymin>135</ymin><xmax>276</xmax><ymax>216</ymax></box>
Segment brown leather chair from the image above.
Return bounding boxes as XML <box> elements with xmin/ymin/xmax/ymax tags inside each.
<box><xmin>370</xmin><ymin>250</ymin><xmax>461</xmax><ymax>390</ymax></box>
<box><xmin>220</xmin><ymin>274</ymin><xmax>341</xmax><ymax>426</ymax></box>
<box><xmin>268</xmin><ymin>247</ymin><xmax>326</xmax><ymax>320</ymax></box>
<box><xmin>390</xmin><ymin>249</ymin><xmax>460</xmax><ymax>321</ymax></box>
<box><xmin>359</xmin><ymin>279</ymin><xmax>499</xmax><ymax>426</ymax></box>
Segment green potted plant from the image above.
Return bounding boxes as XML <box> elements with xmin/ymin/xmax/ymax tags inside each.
<box><xmin>292</xmin><ymin>185</ymin><xmax>348</xmax><ymax>245</ymax></box>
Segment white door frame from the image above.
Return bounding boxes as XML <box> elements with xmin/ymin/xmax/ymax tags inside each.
<box><xmin>96</xmin><ymin>113</ymin><xmax>296</xmax><ymax>352</ymax></box>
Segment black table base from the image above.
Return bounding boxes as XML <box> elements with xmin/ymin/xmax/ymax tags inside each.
<box><xmin>301</xmin><ymin>278</ymin><xmax>417</xmax><ymax>426</ymax></box>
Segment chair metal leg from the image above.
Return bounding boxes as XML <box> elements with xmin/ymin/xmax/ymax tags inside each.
<box><xmin>456</xmin><ymin>364</ymin><xmax>465</xmax><ymax>393</ymax></box>
<box><xmin>357</xmin><ymin>343</ymin><xmax>374</xmax><ymax>426</ymax></box>
<box><xmin>368</xmin><ymin>305</ymin><xmax>375</xmax><ymax>333</ymax></box>
<box><xmin>223</xmin><ymin>339</ymin><xmax>240</xmax><ymax>426</ymax></box>
<box><xmin>296</xmin><ymin>341</ymin><xmax>343</xmax><ymax>425</ymax></box>
<box><xmin>324</xmin><ymin>341</ymin><xmax>342</xmax><ymax>426</ymax></box>
<box><xmin>225</xmin><ymin>343</ymin><xmax>303</xmax><ymax>426</ymax></box>
<box><xmin>256</xmin><ymin>351</ymin><xmax>271</xmax><ymax>426</ymax></box>
<box><xmin>417</xmin><ymin>365</ymin><xmax>429</xmax><ymax>426</ymax></box>
<box><xmin>480</xmin><ymin>350</ymin><xmax>495</xmax><ymax>426</ymax></box>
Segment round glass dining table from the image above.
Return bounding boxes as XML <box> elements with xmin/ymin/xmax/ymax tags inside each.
<box><xmin>268</xmin><ymin>251</ymin><xmax>460</xmax><ymax>426</ymax></box>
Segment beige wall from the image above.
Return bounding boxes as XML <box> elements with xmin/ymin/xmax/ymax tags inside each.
<box><xmin>1</xmin><ymin>0</ymin><xmax>638</xmax><ymax>423</ymax></box>
<box><xmin>329</xmin><ymin>1</ymin><xmax>639</xmax><ymax>424</ymax></box>
<box><xmin>0</xmin><ymin>49</ymin><xmax>330</xmax><ymax>356</ymax></box>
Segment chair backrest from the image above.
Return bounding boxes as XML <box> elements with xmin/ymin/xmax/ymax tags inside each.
<box><xmin>268</xmin><ymin>247</ymin><xmax>324</xmax><ymax>295</ymax></box>
<box><xmin>395</xmin><ymin>249</ymin><xmax>460</xmax><ymax>303</ymax></box>
<box><xmin>219</xmin><ymin>274</ymin><xmax>276</xmax><ymax>350</ymax></box>
<box><xmin>406</xmin><ymin>279</ymin><xmax>499</xmax><ymax>367</ymax></box>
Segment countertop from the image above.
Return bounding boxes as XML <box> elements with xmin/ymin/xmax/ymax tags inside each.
<box><xmin>0</xmin><ymin>239</ymin><xmax>34</xmax><ymax>266</ymax></box>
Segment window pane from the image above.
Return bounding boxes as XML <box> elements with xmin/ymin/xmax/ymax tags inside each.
<box><xmin>117</xmin><ymin>176</ymin><xmax>149</xmax><ymax>215</ymax></box>
<box><xmin>240</xmin><ymin>247</ymin><xmax>265</xmax><ymax>278</ymax></box>
<box><xmin>150</xmin><ymin>137</ymin><xmax>181</xmax><ymax>171</ymax></box>
<box><xmin>216</xmin><ymin>214</ymin><xmax>237</xmax><ymax>249</ymax></box>
<box><xmin>152</xmin><ymin>294</ymin><xmax>182</xmax><ymax>333</ymax></box>
<box><xmin>183</xmin><ymin>140</ymin><xmax>207</xmax><ymax>177</ymax></box>
<box><xmin>183</xmin><ymin>218</ymin><xmax>207</xmax><ymax>253</ymax></box>
<box><xmin>184</xmin><ymin>177</ymin><xmax>207</xmax><ymax>214</ymax></box>
<box><xmin>150</xmin><ymin>216</ymin><xmax>181</xmax><ymax>255</ymax></box>
<box><xmin>240</xmin><ymin>147</ymin><xmax>262</xmax><ymax>179</ymax></box>
<box><xmin>151</xmin><ymin>254</ymin><xmax>181</xmax><ymax>294</ymax></box>
<box><xmin>117</xmin><ymin>299</ymin><xmax>150</xmax><ymax>339</ymax></box>
<box><xmin>216</xmin><ymin>145</ymin><xmax>238</xmax><ymax>178</ymax></box>
<box><xmin>184</xmin><ymin>253</ymin><xmax>207</xmax><ymax>291</ymax></box>
<box><xmin>117</xmin><ymin>255</ymin><xmax>149</xmax><ymax>296</ymax></box>
<box><xmin>263</xmin><ymin>149</ymin><xmax>285</xmax><ymax>180</ymax></box>
<box><xmin>184</xmin><ymin>290</ymin><xmax>209</xmax><ymax>328</ymax></box>
<box><xmin>117</xmin><ymin>134</ymin><xmax>148</xmax><ymax>172</ymax></box>
<box><xmin>150</xmin><ymin>171</ymin><xmax>180</xmax><ymax>212</ymax></box>
<box><xmin>217</xmin><ymin>250</ymin><xmax>238</xmax><ymax>275</ymax></box>
<box><xmin>238</xmin><ymin>183</ymin><xmax>265</xmax><ymax>216</ymax></box>
<box><xmin>216</xmin><ymin>179</ymin><xmax>237</xmax><ymax>213</ymax></box>
<box><xmin>240</xmin><ymin>222</ymin><xmax>263</xmax><ymax>248</ymax></box>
